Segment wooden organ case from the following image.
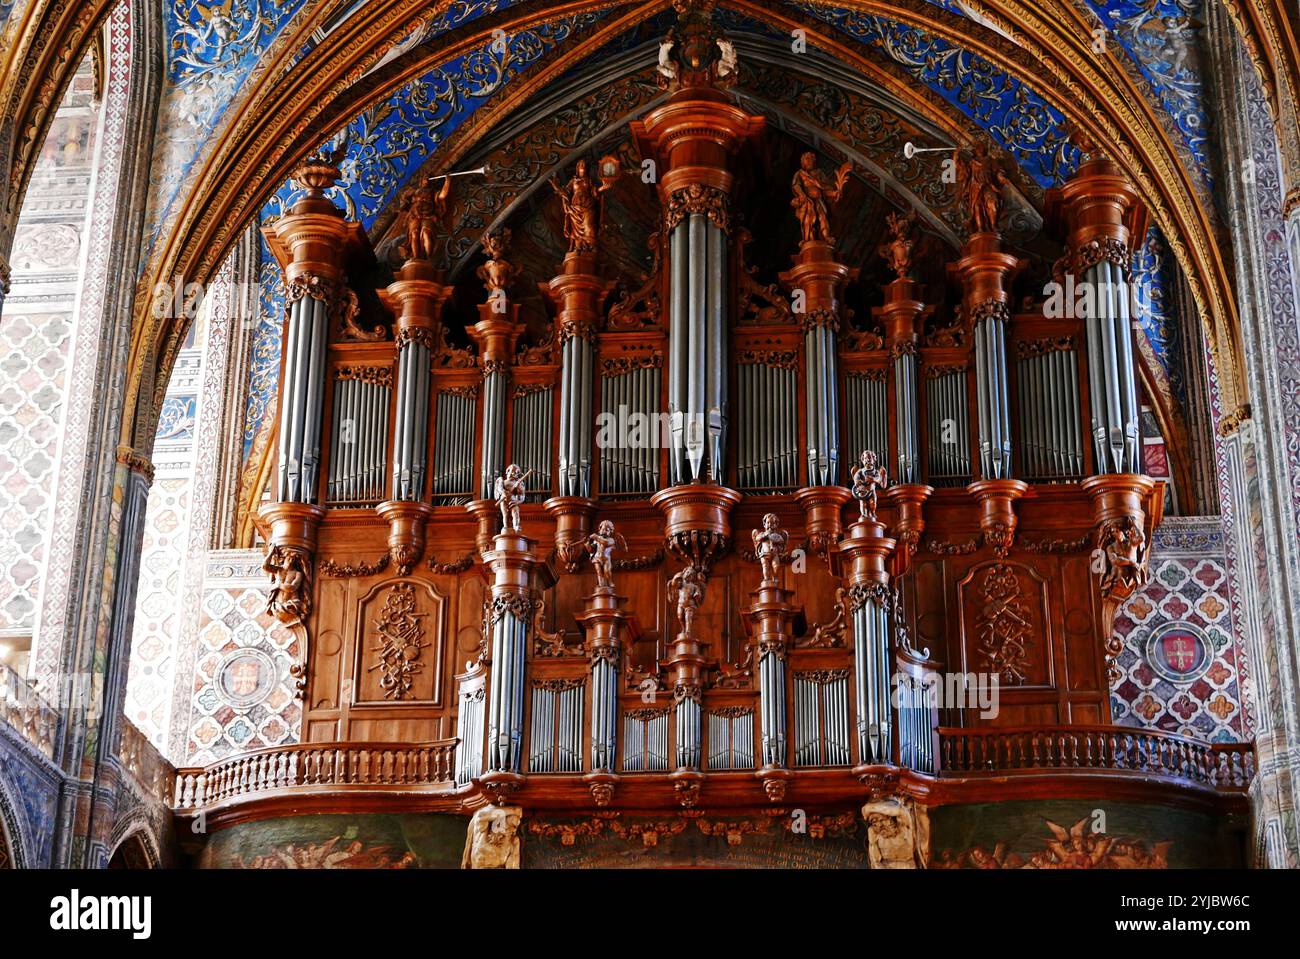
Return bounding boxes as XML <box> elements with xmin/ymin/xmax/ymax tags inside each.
<box><xmin>255</xmin><ymin>8</ymin><xmax>1164</xmax><ymax>814</ymax></box>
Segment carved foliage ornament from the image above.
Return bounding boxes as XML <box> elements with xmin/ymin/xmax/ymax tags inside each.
<box><xmin>1073</xmin><ymin>236</ymin><xmax>1130</xmax><ymax>274</ymax></box>
<box><xmin>369</xmin><ymin>583</ymin><xmax>430</xmax><ymax>701</ymax></box>
<box><xmin>665</xmin><ymin>183</ymin><xmax>729</xmax><ymax>233</ymax></box>
<box><xmin>974</xmin><ymin>564</ymin><xmax>1032</xmax><ymax>685</ymax></box>
<box><xmin>395</xmin><ymin>326</ymin><xmax>438</xmax><ymax>352</ymax></box>
<box><xmin>335</xmin><ymin>365</ymin><xmax>393</xmax><ymax>388</ymax></box>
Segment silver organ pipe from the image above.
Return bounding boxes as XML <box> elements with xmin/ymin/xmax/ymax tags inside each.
<box><xmin>455</xmin><ymin>685</ymin><xmax>485</xmax><ymax>785</ymax></box>
<box><xmin>1083</xmin><ymin>258</ymin><xmax>1142</xmax><ymax>473</ymax></box>
<box><xmin>510</xmin><ymin>385</ymin><xmax>554</xmax><ymax>499</ymax></box>
<box><xmin>852</xmin><ymin>592</ymin><xmax>894</xmax><ymax>765</ymax></box>
<box><xmin>759</xmin><ymin>646</ymin><xmax>786</xmax><ymax>768</ymax></box>
<box><xmin>846</xmin><ymin>371</ymin><xmax>890</xmax><ymax>481</ymax></box>
<box><xmin>668</xmin><ymin>216</ymin><xmax>729</xmax><ymax>485</ymax></box>
<box><xmin>793</xmin><ymin>671</ymin><xmax>851</xmax><ymax>767</ymax></box>
<box><xmin>736</xmin><ymin>355</ymin><xmax>798</xmax><ymax>492</ymax></box>
<box><xmin>804</xmin><ymin>320</ymin><xmax>841</xmax><ymax>485</ymax></box>
<box><xmin>599</xmin><ymin>362</ymin><xmax>661</xmax><ymax>496</ymax></box>
<box><xmin>430</xmin><ymin>388</ymin><xmax>478</xmax><ymax>505</ymax></box>
<box><xmin>924</xmin><ymin>367</ymin><xmax>971</xmax><ymax>486</ymax></box>
<box><xmin>676</xmin><ymin>693</ymin><xmax>701</xmax><ymax>771</ymax></box>
<box><xmin>486</xmin><ymin>602</ymin><xmax>529</xmax><ymax>773</ymax></box>
<box><xmin>278</xmin><ymin>292</ymin><xmax>331</xmax><ymax>502</ymax></box>
<box><xmin>591</xmin><ymin>657</ymin><xmax>618</xmax><ymax>772</ymax></box>
<box><xmin>1016</xmin><ymin>341</ymin><xmax>1084</xmax><ymax>481</ymax></box>
<box><xmin>391</xmin><ymin>336</ymin><xmax>433</xmax><ymax>501</ymax></box>
<box><xmin>327</xmin><ymin>367</ymin><xmax>391</xmax><ymax>507</ymax></box>
<box><xmin>623</xmin><ymin>711</ymin><xmax>669</xmax><ymax>772</ymax></box>
<box><xmin>527</xmin><ymin>681</ymin><xmax>585</xmax><ymax>773</ymax></box>
<box><xmin>973</xmin><ymin>304</ymin><xmax>1013</xmax><ymax>479</ymax></box>
<box><xmin>894</xmin><ymin>346</ymin><xmax>920</xmax><ymax>483</ymax></box>
<box><xmin>480</xmin><ymin>366</ymin><xmax>508</xmax><ymax>499</ymax></box>
<box><xmin>706</xmin><ymin>709</ymin><xmax>755</xmax><ymax>770</ymax></box>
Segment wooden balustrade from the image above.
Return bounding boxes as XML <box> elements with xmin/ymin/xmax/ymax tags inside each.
<box><xmin>173</xmin><ymin>740</ymin><xmax>458</xmax><ymax>810</ymax></box>
<box><xmin>937</xmin><ymin>725</ymin><xmax>1255</xmax><ymax>791</ymax></box>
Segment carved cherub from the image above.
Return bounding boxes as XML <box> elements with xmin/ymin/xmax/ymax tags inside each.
<box><xmin>398</xmin><ymin>175</ymin><xmax>452</xmax><ymax>262</ymax></box>
<box><xmin>878</xmin><ymin>209</ymin><xmax>917</xmax><ymax>279</ymax></box>
<box><xmin>493</xmin><ymin>463</ymin><xmax>534</xmax><ymax>533</ymax></box>
<box><xmin>263</xmin><ymin>545</ymin><xmax>309</xmax><ymax>624</ymax></box>
<box><xmin>850</xmin><ymin>449</ymin><xmax>889</xmax><ymax>522</ymax></box>
<box><xmin>791</xmin><ymin>151</ymin><xmax>853</xmax><ymax>246</ymax></box>
<box><xmin>550</xmin><ymin>159</ymin><xmax>611</xmax><ymax>253</ymax></box>
<box><xmin>715</xmin><ymin>37</ymin><xmax>737</xmax><ymax>79</ymax></box>
<box><xmin>657</xmin><ymin>31</ymin><xmax>679</xmax><ymax>85</ymax></box>
<box><xmin>1097</xmin><ymin>515</ymin><xmax>1148</xmax><ymax>596</ymax></box>
<box><xmin>668</xmin><ymin>564</ymin><xmax>705</xmax><ymax>639</ymax></box>
<box><xmin>957</xmin><ymin>142</ymin><xmax>1012</xmax><ymax>236</ymax></box>
<box><xmin>476</xmin><ymin>229</ymin><xmax>519</xmax><ymax>296</ymax></box>
<box><xmin>751</xmin><ymin>513</ymin><xmax>789</xmax><ymax>585</ymax></box>
<box><xmin>585</xmin><ymin>519</ymin><xmax>628</xmax><ymax>590</ymax></box>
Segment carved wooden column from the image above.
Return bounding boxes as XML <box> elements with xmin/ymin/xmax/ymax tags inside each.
<box><xmin>480</xmin><ymin>525</ymin><xmax>551</xmax><ymax>803</ymax></box>
<box><xmin>260</xmin><ymin>150</ymin><xmax>364</xmax><ymax>623</ymax></box>
<box><xmin>575</xmin><ymin>581</ymin><xmax>635</xmax><ymax>806</ymax></box>
<box><xmin>837</xmin><ymin>510</ymin><xmax>898</xmax><ymax>772</ymax></box>
<box><xmin>465</xmin><ymin>297</ymin><xmax>525</xmax><ymax>550</ymax></box>
<box><xmin>1083</xmin><ymin>474</ymin><xmax>1163</xmax><ymax>679</ymax></box>
<box><xmin>742</xmin><ymin>520</ymin><xmax>799</xmax><ymax>802</ymax></box>
<box><xmin>543</xmin><ymin>247</ymin><xmax>603</xmax><ymax>568</ymax></box>
<box><xmin>377</xmin><ymin>260</ymin><xmax>453</xmax><ymax>573</ymax></box>
<box><xmin>783</xmin><ymin>239</ymin><xmax>855</xmax><ymax>488</ymax></box>
<box><xmin>950</xmin><ymin>233</ymin><xmax>1023</xmax><ymax>481</ymax></box>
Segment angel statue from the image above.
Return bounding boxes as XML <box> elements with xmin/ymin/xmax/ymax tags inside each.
<box><xmin>398</xmin><ymin>175</ymin><xmax>452</xmax><ymax>263</ymax></box>
<box><xmin>476</xmin><ymin>229</ymin><xmax>519</xmax><ymax>295</ymax></box>
<box><xmin>264</xmin><ymin>545</ymin><xmax>309</xmax><ymax>625</ymax></box>
<box><xmin>550</xmin><ymin>159</ymin><xmax>612</xmax><ymax>253</ymax></box>
<box><xmin>585</xmin><ymin>520</ymin><xmax>628</xmax><ymax>590</ymax></box>
<box><xmin>956</xmin><ymin>142</ymin><xmax>1012</xmax><ymax>236</ymax></box>
<box><xmin>668</xmin><ymin>565</ymin><xmax>705</xmax><ymax>640</ymax></box>
<box><xmin>878</xmin><ymin>209</ymin><xmax>917</xmax><ymax>280</ymax></box>
<box><xmin>850</xmin><ymin>449</ymin><xmax>889</xmax><ymax>522</ymax></box>
<box><xmin>1097</xmin><ymin>515</ymin><xmax>1149</xmax><ymax>596</ymax></box>
<box><xmin>657</xmin><ymin>31</ymin><xmax>679</xmax><ymax>85</ymax></box>
<box><xmin>494</xmin><ymin>463</ymin><xmax>534</xmax><ymax>533</ymax></box>
<box><xmin>751</xmin><ymin>513</ymin><xmax>789</xmax><ymax>585</ymax></box>
<box><xmin>791</xmin><ymin>151</ymin><xmax>853</xmax><ymax>246</ymax></box>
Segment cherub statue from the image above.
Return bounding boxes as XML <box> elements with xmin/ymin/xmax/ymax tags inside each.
<box><xmin>751</xmin><ymin>513</ymin><xmax>789</xmax><ymax>585</ymax></box>
<box><xmin>956</xmin><ymin>142</ymin><xmax>1011</xmax><ymax>236</ymax></box>
<box><xmin>668</xmin><ymin>565</ymin><xmax>705</xmax><ymax>639</ymax></box>
<box><xmin>878</xmin><ymin>209</ymin><xmax>917</xmax><ymax>279</ymax></box>
<box><xmin>264</xmin><ymin>545</ymin><xmax>310</xmax><ymax>624</ymax></box>
<box><xmin>791</xmin><ymin>151</ymin><xmax>853</xmax><ymax>246</ymax></box>
<box><xmin>1098</xmin><ymin>515</ymin><xmax>1148</xmax><ymax>596</ymax></box>
<box><xmin>398</xmin><ymin>175</ymin><xmax>451</xmax><ymax>262</ymax></box>
<box><xmin>585</xmin><ymin>519</ymin><xmax>628</xmax><ymax>590</ymax></box>
<box><xmin>476</xmin><ymin>229</ymin><xmax>519</xmax><ymax>295</ymax></box>
<box><xmin>715</xmin><ymin>37</ymin><xmax>737</xmax><ymax>79</ymax></box>
<box><xmin>550</xmin><ymin>159</ymin><xmax>611</xmax><ymax>253</ymax></box>
<box><xmin>494</xmin><ymin>463</ymin><xmax>534</xmax><ymax>532</ymax></box>
<box><xmin>850</xmin><ymin>449</ymin><xmax>889</xmax><ymax>522</ymax></box>
<box><xmin>657</xmin><ymin>31</ymin><xmax>679</xmax><ymax>85</ymax></box>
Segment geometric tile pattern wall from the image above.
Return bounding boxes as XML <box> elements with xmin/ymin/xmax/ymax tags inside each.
<box><xmin>184</xmin><ymin>552</ymin><xmax>301</xmax><ymax>766</ymax></box>
<box><xmin>0</xmin><ymin>59</ymin><xmax>99</xmax><ymax>639</ymax></box>
<box><xmin>123</xmin><ymin>476</ymin><xmax>192</xmax><ymax>745</ymax></box>
<box><xmin>1109</xmin><ymin>518</ymin><xmax>1248</xmax><ymax>743</ymax></box>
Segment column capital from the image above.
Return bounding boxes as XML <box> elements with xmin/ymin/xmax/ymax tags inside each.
<box><xmin>114</xmin><ymin>445</ymin><xmax>155</xmax><ymax>486</ymax></box>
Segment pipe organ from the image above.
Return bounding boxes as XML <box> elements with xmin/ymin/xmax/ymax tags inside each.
<box><xmin>254</xmin><ymin>6</ymin><xmax>1164</xmax><ymax>819</ymax></box>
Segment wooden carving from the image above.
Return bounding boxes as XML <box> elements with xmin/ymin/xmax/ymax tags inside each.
<box><xmin>368</xmin><ymin>583</ymin><xmax>430</xmax><ymax>701</ymax></box>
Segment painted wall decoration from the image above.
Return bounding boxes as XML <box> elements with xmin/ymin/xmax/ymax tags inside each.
<box><xmin>793</xmin><ymin>2</ymin><xmax>1081</xmax><ymax>188</ymax></box>
<box><xmin>930</xmin><ymin>799</ymin><xmax>1243</xmax><ymax>868</ymax></box>
<box><xmin>184</xmin><ymin>550</ymin><xmax>301</xmax><ymax>765</ymax></box>
<box><xmin>1109</xmin><ymin>518</ymin><xmax>1247</xmax><ymax>743</ymax></box>
<box><xmin>196</xmin><ymin>812</ymin><xmax>467</xmax><ymax>868</ymax></box>
<box><xmin>0</xmin><ymin>723</ymin><xmax>62</xmax><ymax>867</ymax></box>
<box><xmin>1080</xmin><ymin>0</ymin><xmax>1211</xmax><ymax>189</ymax></box>
<box><xmin>263</xmin><ymin>10</ymin><xmax>612</xmax><ymax>230</ymax></box>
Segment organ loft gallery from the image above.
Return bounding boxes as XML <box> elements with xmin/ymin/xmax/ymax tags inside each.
<box><xmin>0</xmin><ymin>0</ymin><xmax>1298</xmax><ymax>918</ymax></box>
